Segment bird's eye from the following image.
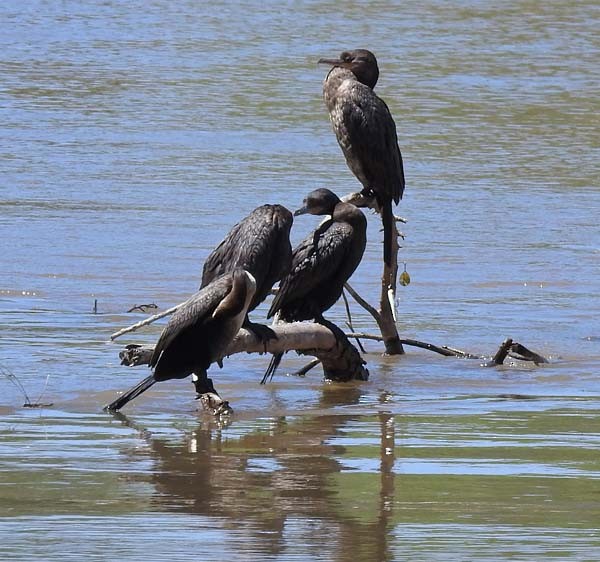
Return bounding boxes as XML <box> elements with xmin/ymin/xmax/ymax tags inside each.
<box><xmin>341</xmin><ymin>52</ymin><xmax>352</xmax><ymax>62</ymax></box>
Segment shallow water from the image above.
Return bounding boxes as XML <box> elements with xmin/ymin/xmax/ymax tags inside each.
<box><xmin>1</xmin><ymin>1</ymin><xmax>599</xmax><ymax>560</ymax></box>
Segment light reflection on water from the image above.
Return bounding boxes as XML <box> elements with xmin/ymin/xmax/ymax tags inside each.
<box><xmin>1</xmin><ymin>0</ymin><xmax>600</xmax><ymax>559</ymax></box>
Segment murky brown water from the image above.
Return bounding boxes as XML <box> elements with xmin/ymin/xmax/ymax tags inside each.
<box><xmin>1</xmin><ymin>0</ymin><xmax>599</xmax><ymax>560</ymax></box>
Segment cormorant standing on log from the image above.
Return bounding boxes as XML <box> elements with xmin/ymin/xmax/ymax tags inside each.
<box><xmin>262</xmin><ymin>188</ymin><xmax>367</xmax><ymax>383</ymax></box>
<box><xmin>318</xmin><ymin>49</ymin><xmax>405</xmax><ymax>266</ymax></box>
<box><xmin>105</xmin><ymin>269</ymin><xmax>256</xmax><ymax>413</ymax></box>
<box><xmin>200</xmin><ymin>204</ymin><xmax>293</xmax><ymax>342</ymax></box>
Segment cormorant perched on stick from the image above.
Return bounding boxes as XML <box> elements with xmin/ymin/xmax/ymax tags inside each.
<box><xmin>262</xmin><ymin>188</ymin><xmax>367</xmax><ymax>383</ymax></box>
<box><xmin>318</xmin><ymin>49</ymin><xmax>405</xmax><ymax>266</ymax></box>
<box><xmin>200</xmin><ymin>204</ymin><xmax>293</xmax><ymax>343</ymax></box>
<box><xmin>105</xmin><ymin>269</ymin><xmax>256</xmax><ymax>413</ymax></box>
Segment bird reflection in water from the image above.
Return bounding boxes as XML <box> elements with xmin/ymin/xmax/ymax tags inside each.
<box><xmin>114</xmin><ymin>386</ymin><xmax>396</xmax><ymax>561</ymax></box>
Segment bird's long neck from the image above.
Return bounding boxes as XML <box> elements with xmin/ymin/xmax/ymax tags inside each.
<box><xmin>323</xmin><ymin>67</ymin><xmax>358</xmax><ymax>111</ymax></box>
<box><xmin>332</xmin><ymin>202</ymin><xmax>366</xmax><ymax>229</ymax></box>
<box><xmin>212</xmin><ymin>271</ymin><xmax>256</xmax><ymax>320</ymax></box>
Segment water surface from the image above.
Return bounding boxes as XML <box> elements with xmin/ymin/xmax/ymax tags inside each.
<box><xmin>1</xmin><ymin>1</ymin><xmax>599</xmax><ymax>560</ymax></box>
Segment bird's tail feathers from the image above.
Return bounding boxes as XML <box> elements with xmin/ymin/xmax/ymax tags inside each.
<box><xmin>260</xmin><ymin>353</ymin><xmax>283</xmax><ymax>385</ymax></box>
<box><xmin>104</xmin><ymin>374</ymin><xmax>156</xmax><ymax>412</ymax></box>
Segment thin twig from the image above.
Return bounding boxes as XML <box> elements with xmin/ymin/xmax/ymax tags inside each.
<box><xmin>1</xmin><ymin>366</ymin><xmax>32</xmax><ymax>404</ymax></box>
<box><xmin>33</xmin><ymin>374</ymin><xmax>51</xmax><ymax>406</ymax></box>
<box><xmin>342</xmin><ymin>289</ymin><xmax>366</xmax><ymax>353</ymax></box>
<box><xmin>345</xmin><ymin>332</ymin><xmax>385</xmax><ymax>341</ymax></box>
<box><xmin>344</xmin><ymin>282</ymin><xmax>381</xmax><ymax>323</ymax></box>
<box><xmin>127</xmin><ymin>303</ymin><xmax>159</xmax><ymax>313</ymax></box>
<box><xmin>110</xmin><ymin>303</ymin><xmax>183</xmax><ymax>340</ymax></box>
<box><xmin>1</xmin><ymin>366</ymin><xmax>53</xmax><ymax>408</ymax></box>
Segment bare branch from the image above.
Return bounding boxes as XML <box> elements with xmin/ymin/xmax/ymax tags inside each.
<box><xmin>440</xmin><ymin>345</ymin><xmax>481</xmax><ymax>358</ymax></box>
<box><xmin>110</xmin><ymin>303</ymin><xmax>183</xmax><ymax>340</ymax></box>
<box><xmin>490</xmin><ymin>338</ymin><xmax>513</xmax><ymax>366</ymax></box>
<box><xmin>127</xmin><ymin>303</ymin><xmax>159</xmax><ymax>313</ymax></box>
<box><xmin>346</xmin><ymin>332</ymin><xmax>385</xmax><ymax>341</ymax></box>
<box><xmin>117</xmin><ymin>321</ymin><xmax>369</xmax><ymax>382</ymax></box>
<box><xmin>289</xmin><ymin>358</ymin><xmax>321</xmax><ymax>377</ymax></box>
<box><xmin>342</xmin><ymin>289</ymin><xmax>366</xmax><ymax>353</ymax></box>
<box><xmin>509</xmin><ymin>343</ymin><xmax>549</xmax><ymax>364</ymax></box>
<box><xmin>399</xmin><ymin>339</ymin><xmax>469</xmax><ymax>357</ymax></box>
<box><xmin>344</xmin><ymin>282</ymin><xmax>380</xmax><ymax>322</ymax></box>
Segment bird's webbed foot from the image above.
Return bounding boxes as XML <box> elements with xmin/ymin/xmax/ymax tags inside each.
<box><xmin>192</xmin><ymin>374</ymin><xmax>234</xmax><ymax>417</ymax></box>
<box><xmin>358</xmin><ymin>188</ymin><xmax>381</xmax><ymax>212</ymax></box>
<box><xmin>243</xmin><ymin>319</ymin><xmax>278</xmax><ymax>351</ymax></box>
<box><xmin>198</xmin><ymin>392</ymin><xmax>234</xmax><ymax>417</ymax></box>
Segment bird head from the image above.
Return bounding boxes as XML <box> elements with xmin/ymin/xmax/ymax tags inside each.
<box><xmin>318</xmin><ymin>49</ymin><xmax>379</xmax><ymax>89</ymax></box>
<box><xmin>294</xmin><ymin>188</ymin><xmax>341</xmax><ymax>217</ymax></box>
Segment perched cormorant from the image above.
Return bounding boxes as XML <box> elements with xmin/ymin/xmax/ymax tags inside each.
<box><xmin>200</xmin><ymin>204</ymin><xmax>293</xmax><ymax>342</ymax></box>
<box><xmin>262</xmin><ymin>188</ymin><xmax>367</xmax><ymax>383</ymax></box>
<box><xmin>105</xmin><ymin>268</ymin><xmax>256</xmax><ymax>412</ymax></box>
<box><xmin>318</xmin><ymin>49</ymin><xmax>405</xmax><ymax>266</ymax></box>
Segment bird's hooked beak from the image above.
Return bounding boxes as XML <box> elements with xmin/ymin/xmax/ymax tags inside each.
<box><xmin>318</xmin><ymin>57</ymin><xmax>345</xmax><ymax>68</ymax></box>
<box><xmin>294</xmin><ymin>205</ymin><xmax>309</xmax><ymax>216</ymax></box>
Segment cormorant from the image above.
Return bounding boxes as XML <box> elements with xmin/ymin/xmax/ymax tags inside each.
<box><xmin>105</xmin><ymin>268</ymin><xmax>256</xmax><ymax>413</ymax></box>
<box><xmin>318</xmin><ymin>49</ymin><xmax>405</xmax><ymax>266</ymax></box>
<box><xmin>262</xmin><ymin>188</ymin><xmax>367</xmax><ymax>383</ymax></box>
<box><xmin>200</xmin><ymin>204</ymin><xmax>293</xmax><ymax>342</ymax></box>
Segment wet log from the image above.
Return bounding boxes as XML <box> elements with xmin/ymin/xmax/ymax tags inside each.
<box><xmin>509</xmin><ymin>342</ymin><xmax>549</xmax><ymax>365</ymax></box>
<box><xmin>399</xmin><ymin>338</ymin><xmax>467</xmax><ymax>357</ymax></box>
<box><xmin>491</xmin><ymin>338</ymin><xmax>514</xmax><ymax>366</ymax></box>
<box><xmin>118</xmin><ymin>321</ymin><xmax>369</xmax><ymax>382</ymax></box>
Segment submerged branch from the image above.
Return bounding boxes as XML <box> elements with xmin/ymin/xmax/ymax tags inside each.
<box><xmin>490</xmin><ymin>338</ymin><xmax>514</xmax><ymax>366</ymax></box>
<box><xmin>290</xmin><ymin>358</ymin><xmax>321</xmax><ymax>377</ymax></box>
<box><xmin>399</xmin><ymin>339</ymin><xmax>463</xmax><ymax>357</ymax></box>
<box><xmin>509</xmin><ymin>343</ymin><xmax>549</xmax><ymax>365</ymax></box>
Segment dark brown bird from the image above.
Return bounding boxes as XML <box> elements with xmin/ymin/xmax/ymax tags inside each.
<box><xmin>200</xmin><ymin>203</ymin><xmax>293</xmax><ymax>342</ymax></box>
<box><xmin>318</xmin><ymin>49</ymin><xmax>405</xmax><ymax>266</ymax></box>
<box><xmin>262</xmin><ymin>188</ymin><xmax>367</xmax><ymax>383</ymax></box>
<box><xmin>105</xmin><ymin>268</ymin><xmax>256</xmax><ymax>412</ymax></box>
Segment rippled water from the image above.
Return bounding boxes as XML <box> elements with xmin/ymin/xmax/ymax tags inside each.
<box><xmin>1</xmin><ymin>1</ymin><xmax>599</xmax><ymax>560</ymax></box>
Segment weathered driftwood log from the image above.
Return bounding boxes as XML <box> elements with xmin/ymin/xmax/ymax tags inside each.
<box><xmin>281</xmin><ymin>330</ymin><xmax>552</xmax><ymax>382</ymax></box>
<box><xmin>119</xmin><ymin>321</ymin><xmax>369</xmax><ymax>382</ymax></box>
